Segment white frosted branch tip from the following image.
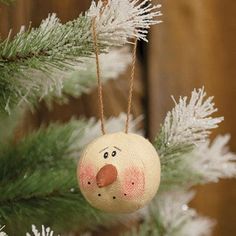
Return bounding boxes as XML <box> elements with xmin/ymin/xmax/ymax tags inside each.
<box><xmin>88</xmin><ymin>0</ymin><xmax>162</xmax><ymax>43</ymax></box>
<box><xmin>151</xmin><ymin>191</ymin><xmax>214</xmax><ymax>236</ymax></box>
<box><xmin>0</xmin><ymin>225</ymin><xmax>7</xmax><ymax>236</ymax></box>
<box><xmin>190</xmin><ymin>135</ymin><xmax>236</xmax><ymax>183</ymax></box>
<box><xmin>163</xmin><ymin>87</ymin><xmax>224</xmax><ymax>146</ymax></box>
<box><xmin>26</xmin><ymin>225</ymin><xmax>56</xmax><ymax>236</ymax></box>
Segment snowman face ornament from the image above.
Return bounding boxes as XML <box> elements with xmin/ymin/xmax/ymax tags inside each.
<box><xmin>77</xmin><ymin>132</ymin><xmax>161</xmax><ymax>213</ymax></box>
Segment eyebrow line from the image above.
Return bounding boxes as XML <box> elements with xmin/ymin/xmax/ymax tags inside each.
<box><xmin>113</xmin><ymin>146</ymin><xmax>122</xmax><ymax>152</ymax></box>
<box><xmin>99</xmin><ymin>147</ymin><xmax>109</xmax><ymax>153</ymax></box>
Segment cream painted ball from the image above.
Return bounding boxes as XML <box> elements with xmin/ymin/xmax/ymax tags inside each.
<box><xmin>77</xmin><ymin>132</ymin><xmax>161</xmax><ymax>213</ymax></box>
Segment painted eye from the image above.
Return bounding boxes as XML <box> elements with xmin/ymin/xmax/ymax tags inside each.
<box><xmin>112</xmin><ymin>151</ymin><xmax>117</xmax><ymax>157</ymax></box>
<box><xmin>103</xmin><ymin>152</ymin><xmax>109</xmax><ymax>159</ymax></box>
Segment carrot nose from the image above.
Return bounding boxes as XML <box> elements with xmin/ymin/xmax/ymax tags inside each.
<box><xmin>96</xmin><ymin>164</ymin><xmax>118</xmax><ymax>188</ymax></box>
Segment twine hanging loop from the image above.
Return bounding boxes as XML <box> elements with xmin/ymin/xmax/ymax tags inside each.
<box><xmin>125</xmin><ymin>38</ymin><xmax>138</xmax><ymax>133</ymax></box>
<box><xmin>91</xmin><ymin>2</ymin><xmax>138</xmax><ymax>135</ymax></box>
<box><xmin>92</xmin><ymin>17</ymin><xmax>106</xmax><ymax>135</ymax></box>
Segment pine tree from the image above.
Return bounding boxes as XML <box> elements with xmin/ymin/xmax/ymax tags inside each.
<box><xmin>0</xmin><ymin>1</ymin><xmax>235</xmax><ymax>235</ymax></box>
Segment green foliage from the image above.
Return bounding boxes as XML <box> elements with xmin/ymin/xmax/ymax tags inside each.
<box><xmin>44</xmin><ymin>69</ymin><xmax>99</xmax><ymax>105</ymax></box>
<box><xmin>0</xmin><ymin>13</ymin><xmax>97</xmax><ymax>113</ymax></box>
<box><xmin>0</xmin><ymin>121</ymin><xmax>116</xmax><ymax>235</ymax></box>
<box><xmin>0</xmin><ymin>121</ymin><xmax>79</xmax><ymax>182</ymax></box>
<box><xmin>0</xmin><ymin>0</ymin><xmax>161</xmax><ymax>114</ymax></box>
<box><xmin>0</xmin><ymin>0</ymin><xmax>14</xmax><ymax>5</ymax></box>
<box><xmin>158</xmin><ymin>144</ymin><xmax>197</xmax><ymax>191</ymax></box>
<box><xmin>154</xmin><ymin>127</ymin><xmax>197</xmax><ymax>191</ymax></box>
<box><xmin>44</xmin><ymin>48</ymin><xmax>132</xmax><ymax>105</ymax></box>
<box><xmin>122</xmin><ymin>210</ymin><xmax>165</xmax><ymax>236</ymax></box>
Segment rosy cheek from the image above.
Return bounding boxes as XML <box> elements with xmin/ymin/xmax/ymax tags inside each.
<box><xmin>78</xmin><ymin>164</ymin><xmax>96</xmax><ymax>190</ymax></box>
<box><xmin>121</xmin><ymin>167</ymin><xmax>145</xmax><ymax>200</ymax></box>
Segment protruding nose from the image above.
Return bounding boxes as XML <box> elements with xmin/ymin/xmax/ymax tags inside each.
<box><xmin>96</xmin><ymin>164</ymin><xmax>118</xmax><ymax>188</ymax></box>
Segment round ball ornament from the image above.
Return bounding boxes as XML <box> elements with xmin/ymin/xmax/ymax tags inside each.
<box><xmin>78</xmin><ymin>18</ymin><xmax>161</xmax><ymax>213</ymax></box>
<box><xmin>77</xmin><ymin>132</ymin><xmax>161</xmax><ymax>213</ymax></box>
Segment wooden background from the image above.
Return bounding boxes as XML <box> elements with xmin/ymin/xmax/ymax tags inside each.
<box><xmin>1</xmin><ymin>0</ymin><xmax>236</xmax><ymax>235</ymax></box>
<box><xmin>149</xmin><ymin>1</ymin><xmax>236</xmax><ymax>236</ymax></box>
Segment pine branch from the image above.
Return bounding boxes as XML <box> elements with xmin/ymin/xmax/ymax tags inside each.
<box><xmin>158</xmin><ymin>134</ymin><xmax>236</xmax><ymax>190</ymax></box>
<box><xmin>62</xmin><ymin>48</ymin><xmax>132</xmax><ymax>98</ymax></box>
<box><xmin>0</xmin><ymin>121</ymin><xmax>109</xmax><ymax>235</ymax></box>
<box><xmin>0</xmin><ymin>225</ymin><xmax>7</xmax><ymax>236</ymax></box>
<box><xmin>26</xmin><ymin>225</ymin><xmax>56</xmax><ymax>236</ymax></box>
<box><xmin>123</xmin><ymin>191</ymin><xmax>214</xmax><ymax>236</ymax></box>
<box><xmin>157</xmin><ymin>143</ymin><xmax>197</xmax><ymax>191</ymax></box>
<box><xmin>0</xmin><ymin>0</ymin><xmax>161</xmax><ymax>113</ymax></box>
<box><xmin>45</xmin><ymin>48</ymin><xmax>132</xmax><ymax>105</ymax></box>
<box><xmin>189</xmin><ymin>135</ymin><xmax>236</xmax><ymax>183</ymax></box>
<box><xmin>0</xmin><ymin>121</ymin><xmax>83</xmax><ymax>182</ymax></box>
<box><xmin>155</xmin><ymin>88</ymin><xmax>224</xmax><ymax>191</ymax></box>
<box><xmin>156</xmin><ymin>88</ymin><xmax>223</xmax><ymax>152</ymax></box>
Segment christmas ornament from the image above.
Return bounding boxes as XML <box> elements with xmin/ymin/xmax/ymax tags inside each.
<box><xmin>78</xmin><ymin>132</ymin><xmax>160</xmax><ymax>213</ymax></box>
<box><xmin>77</xmin><ymin>10</ymin><xmax>161</xmax><ymax>213</ymax></box>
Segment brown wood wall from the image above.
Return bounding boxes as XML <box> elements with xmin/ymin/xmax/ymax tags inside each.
<box><xmin>1</xmin><ymin>0</ymin><xmax>236</xmax><ymax>235</ymax></box>
<box><xmin>149</xmin><ymin>1</ymin><xmax>236</xmax><ymax>236</ymax></box>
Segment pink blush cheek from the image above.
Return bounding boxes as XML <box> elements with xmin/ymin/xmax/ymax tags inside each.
<box><xmin>78</xmin><ymin>164</ymin><xmax>96</xmax><ymax>190</ymax></box>
<box><xmin>121</xmin><ymin>167</ymin><xmax>145</xmax><ymax>200</ymax></box>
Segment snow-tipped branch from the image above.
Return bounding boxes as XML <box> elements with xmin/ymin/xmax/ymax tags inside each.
<box><xmin>155</xmin><ymin>88</ymin><xmax>231</xmax><ymax>191</ymax></box>
<box><xmin>151</xmin><ymin>191</ymin><xmax>214</xmax><ymax>236</ymax></box>
<box><xmin>0</xmin><ymin>0</ymin><xmax>161</xmax><ymax>113</ymax></box>
<box><xmin>26</xmin><ymin>225</ymin><xmax>56</xmax><ymax>236</ymax></box>
<box><xmin>45</xmin><ymin>48</ymin><xmax>132</xmax><ymax>104</ymax></box>
<box><xmin>89</xmin><ymin>0</ymin><xmax>162</xmax><ymax>44</ymax></box>
<box><xmin>124</xmin><ymin>191</ymin><xmax>214</xmax><ymax>236</ymax></box>
<box><xmin>190</xmin><ymin>135</ymin><xmax>236</xmax><ymax>183</ymax></box>
<box><xmin>156</xmin><ymin>88</ymin><xmax>223</xmax><ymax>154</ymax></box>
<box><xmin>0</xmin><ymin>225</ymin><xmax>7</xmax><ymax>236</ymax></box>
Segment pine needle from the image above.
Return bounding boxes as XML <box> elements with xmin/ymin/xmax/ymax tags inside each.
<box><xmin>0</xmin><ymin>0</ymin><xmax>162</xmax><ymax>113</ymax></box>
